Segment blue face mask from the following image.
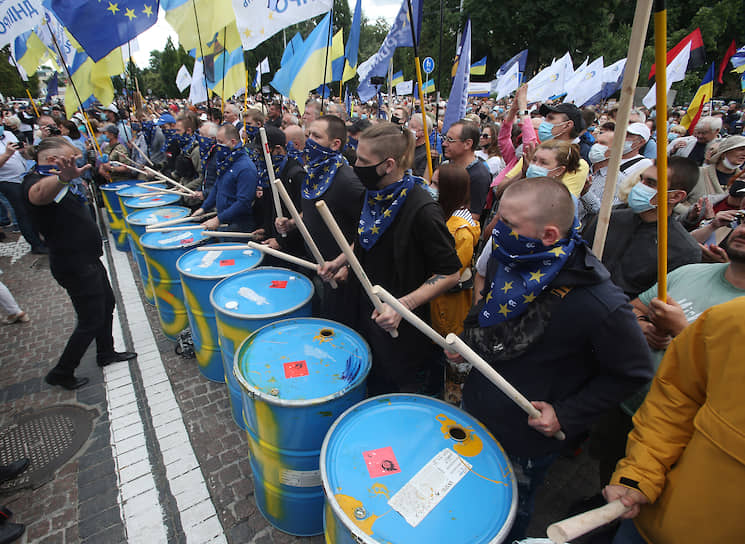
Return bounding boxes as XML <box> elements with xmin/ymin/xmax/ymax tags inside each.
<box><xmin>303</xmin><ymin>138</ymin><xmax>336</xmax><ymax>164</ymax></box>
<box><xmin>99</xmin><ymin>113</ymin><xmax>107</xmax><ymax>121</ymax></box>
<box><xmin>426</xmin><ymin>185</ymin><xmax>439</xmax><ymax>200</ymax></box>
<box><xmin>36</xmin><ymin>164</ymin><xmax>57</xmax><ymax>176</ymax></box>
<box><xmin>101</xmin><ymin>135</ymin><xmax>109</xmax><ymax>143</ymax></box>
<box><xmin>627</xmin><ymin>182</ymin><xmax>657</xmax><ymax>213</ymax></box>
<box><xmin>526</xmin><ymin>164</ymin><xmax>550</xmax><ymax>178</ymax></box>
<box><xmin>214</xmin><ymin>143</ymin><xmax>231</xmax><ymax>163</ymax></box>
<box><xmin>668</xmin><ymin>133</ymin><xmax>679</xmax><ymax>141</ymax></box>
<box><xmin>537</xmin><ymin>120</ymin><xmax>557</xmax><ymax>142</ymax></box>
<box><xmin>588</xmin><ymin>143</ymin><xmax>608</xmax><ymax>164</ymax></box>
<box><xmin>0</xmin><ymin>126</ymin><xmax>5</xmax><ymax>138</ymax></box>
<box><xmin>623</xmin><ymin>140</ymin><xmax>635</xmax><ymax>155</ymax></box>
<box><xmin>245</xmin><ymin>126</ymin><xmax>259</xmax><ymax>138</ymax></box>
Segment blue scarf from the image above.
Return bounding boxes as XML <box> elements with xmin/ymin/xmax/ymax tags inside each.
<box><xmin>36</xmin><ymin>165</ymin><xmax>87</xmax><ymax>203</ymax></box>
<box><xmin>358</xmin><ymin>174</ymin><xmax>416</xmax><ymax>250</ymax></box>
<box><xmin>161</xmin><ymin>128</ymin><xmax>178</xmax><ymax>153</ymax></box>
<box><xmin>256</xmin><ymin>153</ymin><xmax>288</xmax><ymax>188</ymax></box>
<box><xmin>141</xmin><ymin>121</ymin><xmax>156</xmax><ymax>147</ymax></box>
<box><xmin>302</xmin><ymin>138</ymin><xmax>345</xmax><ymax>199</ymax></box>
<box><xmin>479</xmin><ymin>218</ymin><xmax>583</xmax><ymax>326</ymax></box>
<box><xmin>179</xmin><ymin>134</ymin><xmax>196</xmax><ymax>155</ymax></box>
<box><xmin>244</xmin><ymin>125</ymin><xmax>259</xmax><ymax>144</ymax></box>
<box><xmin>286</xmin><ymin>140</ymin><xmax>304</xmax><ymax>165</ymax></box>
<box><xmin>215</xmin><ymin>145</ymin><xmax>247</xmax><ymax>178</ymax></box>
<box><xmin>196</xmin><ymin>135</ymin><xmax>216</xmax><ymax>175</ymax></box>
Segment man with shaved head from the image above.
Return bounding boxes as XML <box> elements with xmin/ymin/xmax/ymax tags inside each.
<box><xmin>454</xmin><ymin>178</ymin><xmax>653</xmax><ymax>541</ymax></box>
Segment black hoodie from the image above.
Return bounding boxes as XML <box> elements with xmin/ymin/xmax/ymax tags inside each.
<box><xmin>462</xmin><ymin>243</ymin><xmax>653</xmax><ymax>458</ymax></box>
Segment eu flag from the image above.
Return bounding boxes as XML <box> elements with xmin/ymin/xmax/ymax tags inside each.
<box><xmin>46</xmin><ymin>0</ymin><xmax>159</xmax><ymax>62</ymax></box>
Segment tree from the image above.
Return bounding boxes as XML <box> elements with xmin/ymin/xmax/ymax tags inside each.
<box><xmin>0</xmin><ymin>46</ymin><xmax>40</xmax><ymax>99</ymax></box>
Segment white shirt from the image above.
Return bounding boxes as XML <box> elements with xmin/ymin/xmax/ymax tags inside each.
<box><xmin>0</xmin><ymin>132</ymin><xmax>28</xmax><ymax>184</ymax></box>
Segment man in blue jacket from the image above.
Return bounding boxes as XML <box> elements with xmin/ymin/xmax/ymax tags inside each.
<box><xmin>192</xmin><ymin>124</ymin><xmax>257</xmax><ymax>232</ymax></box>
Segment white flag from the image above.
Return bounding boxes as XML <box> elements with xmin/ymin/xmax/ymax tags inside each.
<box><xmin>176</xmin><ymin>65</ymin><xmax>192</xmax><ymax>92</ymax></box>
<box><xmin>565</xmin><ymin>56</ymin><xmax>604</xmax><ymax>106</ymax></box>
<box><xmin>396</xmin><ymin>80</ymin><xmax>413</xmax><ymax>95</ymax></box>
<box><xmin>643</xmin><ymin>41</ymin><xmax>691</xmax><ymax>109</ymax></box>
<box><xmin>232</xmin><ymin>0</ymin><xmax>333</xmax><ymax>51</ymax></box>
<box><xmin>527</xmin><ymin>52</ymin><xmax>573</xmax><ymax>103</ymax></box>
<box><xmin>0</xmin><ymin>0</ymin><xmax>43</xmax><ymax>49</ymax></box>
<box><xmin>563</xmin><ymin>57</ymin><xmax>589</xmax><ymax>96</ymax></box>
<box><xmin>496</xmin><ymin>61</ymin><xmax>520</xmax><ymax>100</ymax></box>
<box><xmin>36</xmin><ymin>10</ymin><xmax>75</xmax><ymax>67</ymax></box>
<box><xmin>189</xmin><ymin>60</ymin><xmax>208</xmax><ymax>104</ymax></box>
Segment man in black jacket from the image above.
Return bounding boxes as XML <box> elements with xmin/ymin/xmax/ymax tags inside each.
<box><xmin>458</xmin><ymin>178</ymin><xmax>653</xmax><ymax>541</ymax></box>
<box><xmin>22</xmin><ymin>137</ymin><xmax>136</xmax><ymax>390</ymax></box>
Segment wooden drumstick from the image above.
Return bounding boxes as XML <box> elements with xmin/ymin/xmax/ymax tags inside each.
<box><xmin>135</xmin><ymin>182</ymin><xmax>191</xmax><ymax>196</ymax></box>
<box><xmin>258</xmin><ymin>127</ymin><xmax>286</xmax><ymax>237</ymax></box>
<box><xmin>315</xmin><ymin>200</ymin><xmax>398</xmax><ymax>338</ymax></box>
<box><xmin>547</xmin><ymin>500</ymin><xmax>629</xmax><ymax>543</ymax></box>
<box><xmin>373</xmin><ymin>285</ymin><xmax>448</xmax><ymax>349</ymax></box>
<box><xmin>246</xmin><ymin>241</ymin><xmax>319</xmax><ymax>271</ymax></box>
<box><xmin>145</xmin><ymin>212</ymin><xmax>216</xmax><ymax>231</ymax></box>
<box><xmin>202</xmin><ymin>231</ymin><xmax>256</xmax><ymax>239</ymax></box>
<box><xmin>445</xmin><ymin>334</ymin><xmax>566</xmax><ymax>441</ymax></box>
<box><xmin>272</xmin><ymin>178</ymin><xmax>337</xmax><ymax>288</ymax></box>
<box><xmin>147</xmin><ymin>224</ymin><xmax>227</xmax><ymax>232</ymax></box>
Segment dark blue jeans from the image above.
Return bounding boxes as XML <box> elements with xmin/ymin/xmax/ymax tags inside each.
<box><xmin>0</xmin><ymin>181</ymin><xmax>44</xmax><ymax>249</ymax></box>
<box><xmin>506</xmin><ymin>452</ymin><xmax>560</xmax><ymax>541</ymax></box>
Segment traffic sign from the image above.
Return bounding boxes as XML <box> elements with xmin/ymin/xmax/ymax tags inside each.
<box><xmin>422</xmin><ymin>57</ymin><xmax>435</xmax><ymax>74</ymax></box>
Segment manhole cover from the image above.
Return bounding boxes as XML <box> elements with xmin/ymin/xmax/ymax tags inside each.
<box><xmin>0</xmin><ymin>405</ymin><xmax>95</xmax><ymax>492</ymax></box>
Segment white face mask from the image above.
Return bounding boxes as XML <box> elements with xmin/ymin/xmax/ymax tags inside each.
<box><xmin>588</xmin><ymin>143</ymin><xmax>608</xmax><ymax>164</ymax></box>
<box><xmin>722</xmin><ymin>155</ymin><xmax>743</xmax><ymax>170</ymax></box>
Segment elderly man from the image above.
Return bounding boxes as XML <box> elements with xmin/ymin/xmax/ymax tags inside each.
<box><xmin>224</xmin><ymin>103</ymin><xmax>241</xmax><ymax>131</ymax></box>
<box><xmin>408</xmin><ymin>112</ymin><xmax>436</xmax><ymax>178</ymax></box>
<box><xmin>667</xmin><ymin>115</ymin><xmax>721</xmax><ymax>166</ymax></box>
<box><xmin>302</xmin><ymin>99</ymin><xmax>322</xmax><ymax>135</ymax></box>
<box><xmin>442</xmin><ymin>120</ymin><xmax>491</xmax><ymax>221</ymax></box>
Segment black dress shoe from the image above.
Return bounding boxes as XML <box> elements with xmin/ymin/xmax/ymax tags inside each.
<box><xmin>0</xmin><ymin>522</ymin><xmax>24</xmax><ymax>544</ymax></box>
<box><xmin>96</xmin><ymin>351</ymin><xmax>137</xmax><ymax>367</ymax></box>
<box><xmin>0</xmin><ymin>459</ymin><xmax>29</xmax><ymax>484</ymax></box>
<box><xmin>44</xmin><ymin>373</ymin><xmax>89</xmax><ymax>390</ymax></box>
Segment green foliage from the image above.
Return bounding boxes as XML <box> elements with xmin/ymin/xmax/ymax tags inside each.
<box><xmin>0</xmin><ymin>46</ymin><xmax>40</xmax><ymax>99</ymax></box>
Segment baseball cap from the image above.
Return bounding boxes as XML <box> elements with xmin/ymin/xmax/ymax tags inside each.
<box><xmin>104</xmin><ymin>124</ymin><xmax>119</xmax><ymax>136</ymax></box>
<box><xmin>627</xmin><ymin>122</ymin><xmax>651</xmax><ymax>143</ymax></box>
<box><xmin>155</xmin><ymin>113</ymin><xmax>176</xmax><ymax>126</ymax></box>
<box><xmin>539</xmin><ymin>103</ymin><xmax>586</xmax><ymax>132</ymax></box>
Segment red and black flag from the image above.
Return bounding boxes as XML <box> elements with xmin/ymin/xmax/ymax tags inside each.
<box><xmin>718</xmin><ymin>40</ymin><xmax>737</xmax><ymax>83</ymax></box>
<box><xmin>648</xmin><ymin>27</ymin><xmax>706</xmax><ymax>80</ymax></box>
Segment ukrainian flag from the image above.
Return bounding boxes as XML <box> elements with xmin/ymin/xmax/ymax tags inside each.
<box><xmin>342</xmin><ymin>0</ymin><xmax>361</xmax><ymax>83</ymax></box>
<box><xmin>680</xmin><ymin>63</ymin><xmax>715</xmax><ymax>133</ymax></box>
<box><xmin>330</xmin><ymin>30</ymin><xmax>345</xmax><ymax>82</ymax></box>
<box><xmin>269</xmin><ymin>12</ymin><xmax>335</xmax><ymax>113</ymax></box>
<box><xmin>11</xmin><ymin>31</ymin><xmax>48</xmax><ymax>80</ymax></box>
<box><xmin>64</xmin><ymin>48</ymin><xmax>124</xmax><ymax>117</ymax></box>
<box><xmin>162</xmin><ymin>0</ymin><xmax>236</xmax><ymax>53</ymax></box>
<box><xmin>203</xmin><ymin>24</ymin><xmax>247</xmax><ymax>101</ymax></box>
<box><xmin>470</xmin><ymin>56</ymin><xmax>487</xmax><ymax>75</ymax></box>
<box><xmin>391</xmin><ymin>70</ymin><xmax>404</xmax><ymax>86</ymax></box>
<box><xmin>423</xmin><ymin>79</ymin><xmax>435</xmax><ymax>93</ymax></box>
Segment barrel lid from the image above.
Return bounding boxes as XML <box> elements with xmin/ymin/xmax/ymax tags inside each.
<box><xmin>140</xmin><ymin>228</ymin><xmax>208</xmax><ymax>250</ymax></box>
<box><xmin>126</xmin><ymin>206</ymin><xmax>191</xmax><ymax>227</ymax></box>
<box><xmin>320</xmin><ymin>394</ymin><xmax>517</xmax><ymax>544</ymax></box>
<box><xmin>101</xmin><ymin>180</ymin><xmax>139</xmax><ymax>192</ymax></box>
<box><xmin>234</xmin><ymin>317</ymin><xmax>370</xmax><ymax>405</ymax></box>
<box><xmin>210</xmin><ymin>267</ymin><xmax>313</xmax><ymax>320</ymax></box>
<box><xmin>116</xmin><ymin>184</ymin><xmax>165</xmax><ymax>198</ymax></box>
<box><xmin>177</xmin><ymin>243</ymin><xmax>263</xmax><ymax>279</ymax></box>
<box><xmin>124</xmin><ymin>193</ymin><xmax>181</xmax><ymax>209</ymax></box>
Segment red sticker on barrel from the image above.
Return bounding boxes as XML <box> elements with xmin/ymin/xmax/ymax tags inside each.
<box><xmin>283</xmin><ymin>360</ymin><xmax>308</xmax><ymax>378</ymax></box>
<box><xmin>270</xmin><ymin>280</ymin><xmax>288</xmax><ymax>288</ymax></box>
<box><xmin>363</xmin><ymin>447</ymin><xmax>401</xmax><ymax>478</ymax></box>
<box><xmin>180</xmin><ymin>237</ymin><xmax>194</xmax><ymax>244</ymax></box>
<box><xmin>219</xmin><ymin>259</ymin><xmax>235</xmax><ymax>266</ymax></box>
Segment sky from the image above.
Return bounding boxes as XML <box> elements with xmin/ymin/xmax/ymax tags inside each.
<box><xmin>132</xmin><ymin>0</ymin><xmax>401</xmax><ymax>68</ymax></box>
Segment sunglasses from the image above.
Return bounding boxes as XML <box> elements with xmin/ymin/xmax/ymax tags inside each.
<box><xmin>480</xmin><ymin>133</ymin><xmax>490</xmax><ymax>138</ymax></box>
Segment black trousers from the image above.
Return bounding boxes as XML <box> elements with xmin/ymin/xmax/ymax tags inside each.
<box><xmin>49</xmin><ymin>259</ymin><xmax>116</xmax><ymax>376</ymax></box>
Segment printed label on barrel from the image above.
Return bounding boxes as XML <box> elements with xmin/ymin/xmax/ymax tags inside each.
<box><xmin>388</xmin><ymin>448</ymin><xmax>471</xmax><ymax>527</ymax></box>
<box><xmin>363</xmin><ymin>446</ymin><xmax>401</xmax><ymax>478</ymax></box>
<box><xmin>219</xmin><ymin>259</ymin><xmax>235</xmax><ymax>267</ymax></box>
<box><xmin>280</xmin><ymin>468</ymin><xmax>322</xmax><ymax>488</ymax></box>
<box><xmin>269</xmin><ymin>280</ymin><xmax>288</xmax><ymax>288</ymax></box>
<box><xmin>283</xmin><ymin>360</ymin><xmax>308</xmax><ymax>378</ymax></box>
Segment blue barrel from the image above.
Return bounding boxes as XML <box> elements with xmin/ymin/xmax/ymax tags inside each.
<box><xmin>176</xmin><ymin>244</ymin><xmax>264</xmax><ymax>382</ymax></box>
<box><xmin>321</xmin><ymin>394</ymin><xmax>518</xmax><ymax>543</ymax></box>
<box><xmin>126</xmin><ymin>206</ymin><xmax>191</xmax><ymax>305</ymax></box>
<box><xmin>123</xmin><ymin>193</ymin><xmax>181</xmax><ymax>220</ymax></box>
<box><xmin>210</xmin><ymin>268</ymin><xmax>314</xmax><ymax>430</ymax></box>
<box><xmin>116</xmin><ymin>184</ymin><xmax>165</xmax><ymax>219</ymax></box>
<box><xmin>234</xmin><ymin>317</ymin><xmax>371</xmax><ymax>536</ymax></box>
<box><xmin>100</xmin><ymin>180</ymin><xmax>139</xmax><ymax>251</ymax></box>
<box><xmin>140</xmin><ymin>228</ymin><xmax>210</xmax><ymax>341</ymax></box>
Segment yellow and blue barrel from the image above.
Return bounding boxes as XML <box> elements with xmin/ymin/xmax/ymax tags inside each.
<box><xmin>122</xmin><ymin>193</ymin><xmax>181</xmax><ymax>223</ymax></box>
<box><xmin>115</xmin><ymin>184</ymin><xmax>166</xmax><ymax>219</ymax></box>
<box><xmin>126</xmin><ymin>206</ymin><xmax>191</xmax><ymax>305</ymax></box>
<box><xmin>234</xmin><ymin>317</ymin><xmax>371</xmax><ymax>536</ymax></box>
<box><xmin>140</xmin><ymin>228</ymin><xmax>209</xmax><ymax>341</ymax></box>
<box><xmin>100</xmin><ymin>180</ymin><xmax>139</xmax><ymax>251</ymax></box>
<box><xmin>210</xmin><ymin>267</ymin><xmax>314</xmax><ymax>430</ymax></box>
<box><xmin>321</xmin><ymin>394</ymin><xmax>518</xmax><ymax>543</ymax></box>
<box><xmin>176</xmin><ymin>244</ymin><xmax>264</xmax><ymax>382</ymax></box>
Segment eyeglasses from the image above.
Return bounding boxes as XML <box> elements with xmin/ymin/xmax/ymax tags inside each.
<box><xmin>480</xmin><ymin>133</ymin><xmax>490</xmax><ymax>138</ymax></box>
<box><xmin>444</xmin><ymin>136</ymin><xmax>462</xmax><ymax>143</ymax></box>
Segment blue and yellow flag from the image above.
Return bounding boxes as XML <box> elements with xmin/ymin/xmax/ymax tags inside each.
<box><xmin>202</xmin><ymin>24</ymin><xmax>246</xmax><ymax>101</ymax></box>
<box><xmin>423</xmin><ymin>79</ymin><xmax>435</xmax><ymax>93</ymax></box>
<box><xmin>329</xmin><ymin>29</ymin><xmax>345</xmax><ymax>82</ymax></box>
<box><xmin>46</xmin><ymin>0</ymin><xmax>159</xmax><ymax>62</ymax></box>
<box><xmin>391</xmin><ymin>70</ymin><xmax>404</xmax><ymax>86</ymax></box>
<box><xmin>281</xmin><ymin>32</ymin><xmax>304</xmax><ymax>67</ymax></box>
<box><xmin>11</xmin><ymin>31</ymin><xmax>48</xmax><ymax>80</ymax></box>
<box><xmin>470</xmin><ymin>56</ymin><xmax>487</xmax><ymax>75</ymax></box>
<box><xmin>342</xmin><ymin>0</ymin><xmax>361</xmax><ymax>83</ymax></box>
<box><xmin>162</xmin><ymin>0</ymin><xmax>234</xmax><ymax>53</ymax></box>
<box><xmin>64</xmin><ymin>47</ymin><xmax>124</xmax><ymax>117</ymax></box>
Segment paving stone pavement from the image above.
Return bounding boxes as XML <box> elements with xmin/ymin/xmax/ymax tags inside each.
<box><xmin>0</xmin><ymin>227</ymin><xmax>609</xmax><ymax>544</ymax></box>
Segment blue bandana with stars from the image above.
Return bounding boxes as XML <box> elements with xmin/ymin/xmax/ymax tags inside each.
<box><xmin>358</xmin><ymin>173</ymin><xmax>416</xmax><ymax>250</ymax></box>
<box><xmin>215</xmin><ymin>145</ymin><xmax>247</xmax><ymax>178</ymax></box>
<box><xmin>301</xmin><ymin>138</ymin><xmax>345</xmax><ymax>199</ymax></box>
<box><xmin>479</xmin><ymin>218</ymin><xmax>583</xmax><ymax>326</ymax></box>
<box><xmin>255</xmin><ymin>153</ymin><xmax>288</xmax><ymax>188</ymax></box>
<box><xmin>141</xmin><ymin>121</ymin><xmax>156</xmax><ymax>147</ymax></box>
<box><xmin>161</xmin><ymin>128</ymin><xmax>178</xmax><ymax>153</ymax></box>
<box><xmin>196</xmin><ymin>134</ymin><xmax>216</xmax><ymax>174</ymax></box>
<box><xmin>286</xmin><ymin>140</ymin><xmax>304</xmax><ymax>166</ymax></box>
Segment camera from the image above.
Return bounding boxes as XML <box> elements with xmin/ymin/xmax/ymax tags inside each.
<box><xmin>45</xmin><ymin>124</ymin><xmax>61</xmax><ymax>136</ymax></box>
<box><xmin>730</xmin><ymin>211</ymin><xmax>745</xmax><ymax>229</ymax></box>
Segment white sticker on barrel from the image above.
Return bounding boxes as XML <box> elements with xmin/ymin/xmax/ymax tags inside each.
<box><xmin>279</xmin><ymin>468</ymin><xmax>321</xmax><ymax>488</ymax></box>
<box><xmin>199</xmin><ymin>250</ymin><xmax>222</xmax><ymax>268</ymax></box>
<box><xmin>237</xmin><ymin>287</ymin><xmax>269</xmax><ymax>305</ymax></box>
<box><xmin>224</xmin><ymin>301</ymin><xmax>238</xmax><ymax>310</ymax></box>
<box><xmin>159</xmin><ymin>231</ymin><xmax>193</xmax><ymax>245</ymax></box>
<box><xmin>387</xmin><ymin>448</ymin><xmax>471</xmax><ymax>528</ymax></box>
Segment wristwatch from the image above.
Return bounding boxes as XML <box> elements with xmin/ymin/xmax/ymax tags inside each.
<box><xmin>520</xmin><ymin>109</ymin><xmax>530</xmax><ymax>117</ymax></box>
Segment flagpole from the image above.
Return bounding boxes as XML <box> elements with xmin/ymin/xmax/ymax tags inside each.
<box><xmin>221</xmin><ymin>26</ymin><xmax>227</xmax><ymax>115</ymax></box>
<box><xmin>25</xmin><ymin>89</ymin><xmax>40</xmax><ymax>117</ymax></box>
<box><xmin>44</xmin><ymin>19</ymin><xmax>103</xmax><ymax>158</ymax></box>
<box><xmin>243</xmin><ymin>67</ymin><xmax>249</xmax><ymax>140</ymax></box>
<box><xmin>406</xmin><ymin>0</ymin><xmax>433</xmax><ymax>180</ymax></box>
<box><xmin>8</xmin><ymin>52</ymin><xmax>41</xmax><ymax>117</ymax></box>
<box><xmin>321</xmin><ymin>10</ymin><xmax>333</xmax><ymax>111</ymax></box>
<box><xmin>435</xmin><ymin>0</ymin><xmax>443</xmax><ymax>127</ymax></box>
<box><xmin>654</xmin><ymin>0</ymin><xmax>668</xmax><ymax>302</ymax></box>
<box><xmin>388</xmin><ymin>59</ymin><xmax>393</xmax><ymax>113</ymax></box>
<box><xmin>191</xmin><ymin>0</ymin><xmax>211</xmax><ymax>111</ymax></box>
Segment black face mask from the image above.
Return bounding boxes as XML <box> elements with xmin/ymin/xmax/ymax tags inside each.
<box><xmin>354</xmin><ymin>159</ymin><xmax>387</xmax><ymax>190</ymax></box>
<box><xmin>391</xmin><ymin>115</ymin><xmax>401</xmax><ymax>125</ymax></box>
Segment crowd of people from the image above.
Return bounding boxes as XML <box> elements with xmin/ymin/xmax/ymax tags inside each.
<box><xmin>1</xmin><ymin>85</ymin><xmax>744</xmax><ymax>542</ymax></box>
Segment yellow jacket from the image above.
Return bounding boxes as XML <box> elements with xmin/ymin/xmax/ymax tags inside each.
<box><xmin>430</xmin><ymin>210</ymin><xmax>480</xmax><ymax>337</ymax></box>
<box><xmin>611</xmin><ymin>297</ymin><xmax>745</xmax><ymax>543</ymax></box>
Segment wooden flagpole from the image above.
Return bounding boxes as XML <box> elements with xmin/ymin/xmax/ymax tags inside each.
<box><xmin>654</xmin><ymin>0</ymin><xmax>669</xmax><ymax>301</ymax></box>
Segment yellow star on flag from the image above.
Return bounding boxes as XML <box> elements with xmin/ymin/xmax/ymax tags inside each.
<box><xmin>485</xmin><ymin>291</ymin><xmax>493</xmax><ymax>302</ymax></box>
<box><xmin>548</xmin><ymin>246</ymin><xmax>565</xmax><ymax>257</ymax></box>
<box><xmin>268</xmin><ymin>11</ymin><xmax>274</xmax><ymax>20</ymax></box>
<box><xmin>383</xmin><ymin>209</ymin><xmax>392</xmax><ymax>217</ymax></box>
<box><xmin>371</xmin><ymin>225</ymin><xmax>380</xmax><ymax>234</ymax></box>
<box><xmin>500</xmin><ymin>281</ymin><xmax>513</xmax><ymax>293</ymax></box>
<box><xmin>375</xmin><ymin>194</ymin><xmax>385</xmax><ymax>201</ymax></box>
<box><xmin>401</xmin><ymin>188</ymin><xmax>408</xmax><ymax>195</ymax></box>
<box><xmin>498</xmin><ymin>304</ymin><xmax>511</xmax><ymax>317</ymax></box>
<box><xmin>368</xmin><ymin>198</ymin><xmax>375</xmax><ymax>206</ymax></box>
<box><xmin>312</xmin><ymin>183</ymin><xmax>318</xmax><ymax>190</ymax></box>
<box><xmin>357</xmin><ymin>227</ymin><xmax>363</xmax><ymax>234</ymax></box>
<box><xmin>125</xmin><ymin>7</ymin><xmax>136</xmax><ymax>20</ymax></box>
<box><xmin>509</xmin><ymin>229</ymin><xmax>520</xmax><ymax>240</ymax></box>
<box><xmin>142</xmin><ymin>4</ymin><xmax>153</xmax><ymax>17</ymax></box>
<box><xmin>107</xmin><ymin>2</ymin><xmax>119</xmax><ymax>14</ymax></box>
<box><xmin>529</xmin><ymin>269</ymin><xmax>545</xmax><ymax>282</ymax></box>
<box><xmin>242</xmin><ymin>29</ymin><xmax>252</xmax><ymax>38</ymax></box>
<box><xmin>523</xmin><ymin>292</ymin><xmax>536</xmax><ymax>303</ymax></box>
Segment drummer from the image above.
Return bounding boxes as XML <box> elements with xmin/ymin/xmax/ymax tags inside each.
<box><xmin>320</xmin><ymin>122</ymin><xmax>462</xmax><ymax>396</ymax></box>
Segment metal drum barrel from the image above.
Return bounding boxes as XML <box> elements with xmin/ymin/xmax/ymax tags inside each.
<box><xmin>210</xmin><ymin>267</ymin><xmax>314</xmax><ymax>430</ymax></box>
<box><xmin>122</xmin><ymin>193</ymin><xmax>181</xmax><ymax>224</ymax></box>
<box><xmin>126</xmin><ymin>206</ymin><xmax>191</xmax><ymax>305</ymax></box>
<box><xmin>321</xmin><ymin>394</ymin><xmax>518</xmax><ymax>544</ymax></box>
<box><xmin>140</xmin><ymin>228</ymin><xmax>209</xmax><ymax>341</ymax></box>
<box><xmin>100</xmin><ymin>180</ymin><xmax>139</xmax><ymax>251</ymax></box>
<box><xmin>176</xmin><ymin>244</ymin><xmax>263</xmax><ymax>382</ymax></box>
<box><xmin>234</xmin><ymin>317</ymin><xmax>371</xmax><ymax>536</ymax></box>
